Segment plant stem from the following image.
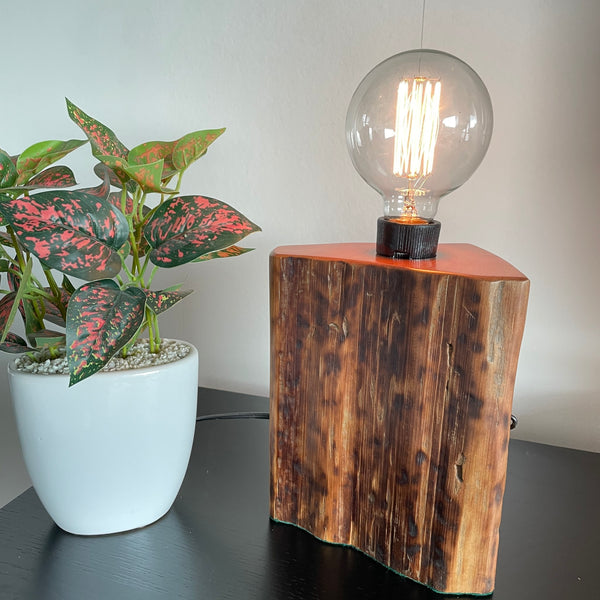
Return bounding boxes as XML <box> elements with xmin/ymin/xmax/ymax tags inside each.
<box><xmin>7</xmin><ymin>227</ymin><xmax>26</xmax><ymax>273</ymax></box>
<box><xmin>43</xmin><ymin>268</ymin><xmax>66</xmax><ymax>320</ymax></box>
<box><xmin>146</xmin><ymin>307</ymin><xmax>161</xmax><ymax>353</ymax></box>
<box><xmin>145</xmin><ymin>262</ymin><xmax>158</xmax><ymax>287</ymax></box>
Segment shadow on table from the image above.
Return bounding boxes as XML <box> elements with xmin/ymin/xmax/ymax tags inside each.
<box><xmin>265</xmin><ymin>519</ymin><xmax>477</xmax><ymax>600</ymax></box>
<box><xmin>31</xmin><ymin>507</ymin><xmax>216</xmax><ymax>600</ymax></box>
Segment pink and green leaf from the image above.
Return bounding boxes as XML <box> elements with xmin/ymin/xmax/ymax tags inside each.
<box><xmin>122</xmin><ymin>159</ymin><xmax>166</xmax><ymax>193</ymax></box>
<box><xmin>15</xmin><ymin>139</ymin><xmax>86</xmax><ymax>184</ymax></box>
<box><xmin>22</xmin><ymin>298</ymin><xmax>47</xmax><ymax>346</ymax></box>
<box><xmin>0</xmin><ymin>333</ymin><xmax>31</xmax><ymax>353</ymax></box>
<box><xmin>0</xmin><ymin>191</ymin><xmax>129</xmax><ymax>281</ymax></box>
<box><xmin>0</xmin><ymin>152</ymin><xmax>17</xmax><ymax>188</ymax></box>
<box><xmin>0</xmin><ymin>258</ymin><xmax>33</xmax><ymax>344</ymax></box>
<box><xmin>29</xmin><ymin>329</ymin><xmax>65</xmax><ymax>349</ymax></box>
<box><xmin>171</xmin><ymin>128</ymin><xmax>225</xmax><ymax>171</ymax></box>
<box><xmin>144</xmin><ymin>195</ymin><xmax>260</xmax><ymax>268</ymax></box>
<box><xmin>129</xmin><ymin>140</ymin><xmax>177</xmax><ymax>174</ymax></box>
<box><xmin>23</xmin><ymin>165</ymin><xmax>77</xmax><ymax>189</ymax></box>
<box><xmin>0</xmin><ymin>292</ymin><xmax>17</xmax><ymax>333</ymax></box>
<box><xmin>42</xmin><ymin>287</ymin><xmax>71</xmax><ymax>327</ymax></box>
<box><xmin>192</xmin><ymin>245</ymin><xmax>254</xmax><ymax>262</ymax></box>
<box><xmin>66</xmin><ymin>99</ymin><xmax>128</xmax><ymax>160</ymax></box>
<box><xmin>62</xmin><ymin>275</ymin><xmax>76</xmax><ymax>295</ymax></box>
<box><xmin>107</xmin><ymin>190</ymin><xmax>135</xmax><ymax>216</ymax></box>
<box><xmin>144</xmin><ymin>288</ymin><xmax>192</xmax><ymax>315</ymax></box>
<box><xmin>96</xmin><ymin>155</ymin><xmax>130</xmax><ymax>185</ymax></box>
<box><xmin>66</xmin><ymin>280</ymin><xmax>146</xmax><ymax>385</ymax></box>
<box><xmin>79</xmin><ymin>171</ymin><xmax>110</xmax><ymax>200</ymax></box>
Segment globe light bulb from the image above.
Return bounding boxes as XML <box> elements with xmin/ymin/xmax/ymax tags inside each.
<box><xmin>346</xmin><ymin>49</ymin><xmax>493</xmax><ymax>258</ymax></box>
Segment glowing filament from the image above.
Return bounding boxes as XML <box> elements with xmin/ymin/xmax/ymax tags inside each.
<box><xmin>393</xmin><ymin>78</ymin><xmax>441</xmax><ymax>179</ymax></box>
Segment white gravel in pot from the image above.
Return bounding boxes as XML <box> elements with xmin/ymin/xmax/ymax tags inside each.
<box><xmin>13</xmin><ymin>340</ymin><xmax>191</xmax><ymax>375</ymax></box>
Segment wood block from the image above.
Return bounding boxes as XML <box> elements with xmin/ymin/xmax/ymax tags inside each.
<box><xmin>269</xmin><ymin>243</ymin><xmax>529</xmax><ymax>595</ymax></box>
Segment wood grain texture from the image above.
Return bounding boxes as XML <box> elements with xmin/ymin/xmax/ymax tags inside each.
<box><xmin>270</xmin><ymin>243</ymin><xmax>530</xmax><ymax>595</ymax></box>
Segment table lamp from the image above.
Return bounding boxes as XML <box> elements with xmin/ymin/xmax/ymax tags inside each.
<box><xmin>270</xmin><ymin>50</ymin><xmax>529</xmax><ymax>596</ymax></box>
<box><xmin>346</xmin><ymin>49</ymin><xmax>493</xmax><ymax>259</ymax></box>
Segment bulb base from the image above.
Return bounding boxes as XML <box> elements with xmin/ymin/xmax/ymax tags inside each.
<box><xmin>376</xmin><ymin>217</ymin><xmax>441</xmax><ymax>259</ymax></box>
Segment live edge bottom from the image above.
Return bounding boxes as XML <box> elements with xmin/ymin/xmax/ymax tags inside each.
<box><xmin>269</xmin><ymin>243</ymin><xmax>529</xmax><ymax>595</ymax></box>
<box><xmin>270</xmin><ymin>517</ymin><xmax>493</xmax><ymax>596</ymax></box>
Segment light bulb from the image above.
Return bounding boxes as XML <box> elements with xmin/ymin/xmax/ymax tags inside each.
<box><xmin>346</xmin><ymin>49</ymin><xmax>493</xmax><ymax>258</ymax></box>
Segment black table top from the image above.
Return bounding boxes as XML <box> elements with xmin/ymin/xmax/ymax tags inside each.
<box><xmin>1</xmin><ymin>388</ymin><xmax>598</xmax><ymax>599</ymax></box>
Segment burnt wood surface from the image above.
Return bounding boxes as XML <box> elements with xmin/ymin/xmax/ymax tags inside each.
<box><xmin>270</xmin><ymin>244</ymin><xmax>530</xmax><ymax>595</ymax></box>
<box><xmin>0</xmin><ymin>388</ymin><xmax>599</xmax><ymax>599</ymax></box>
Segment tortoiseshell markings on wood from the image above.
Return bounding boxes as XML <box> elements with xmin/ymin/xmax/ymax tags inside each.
<box><xmin>66</xmin><ymin>280</ymin><xmax>146</xmax><ymax>385</ymax></box>
<box><xmin>144</xmin><ymin>195</ymin><xmax>260</xmax><ymax>268</ymax></box>
<box><xmin>270</xmin><ymin>243</ymin><xmax>529</xmax><ymax>596</ymax></box>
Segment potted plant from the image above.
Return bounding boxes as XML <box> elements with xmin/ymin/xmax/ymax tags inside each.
<box><xmin>0</xmin><ymin>99</ymin><xmax>260</xmax><ymax>535</ymax></box>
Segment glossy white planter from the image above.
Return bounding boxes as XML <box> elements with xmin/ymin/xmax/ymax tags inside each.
<box><xmin>8</xmin><ymin>342</ymin><xmax>198</xmax><ymax>536</ymax></box>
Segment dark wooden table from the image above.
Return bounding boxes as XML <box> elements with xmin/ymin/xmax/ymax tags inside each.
<box><xmin>1</xmin><ymin>388</ymin><xmax>598</xmax><ymax>599</ymax></box>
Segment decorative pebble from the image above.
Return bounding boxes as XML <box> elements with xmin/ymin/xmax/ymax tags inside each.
<box><xmin>14</xmin><ymin>340</ymin><xmax>191</xmax><ymax>376</ymax></box>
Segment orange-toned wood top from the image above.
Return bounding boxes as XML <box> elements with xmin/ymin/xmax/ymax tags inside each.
<box><xmin>271</xmin><ymin>243</ymin><xmax>528</xmax><ymax>281</ymax></box>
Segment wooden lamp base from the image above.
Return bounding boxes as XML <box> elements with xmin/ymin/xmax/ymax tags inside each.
<box><xmin>269</xmin><ymin>243</ymin><xmax>529</xmax><ymax>595</ymax></box>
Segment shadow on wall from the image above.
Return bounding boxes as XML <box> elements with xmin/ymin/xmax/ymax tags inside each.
<box><xmin>0</xmin><ymin>354</ymin><xmax>30</xmax><ymax>508</ymax></box>
<box><xmin>511</xmin><ymin>391</ymin><xmax>600</xmax><ymax>453</ymax></box>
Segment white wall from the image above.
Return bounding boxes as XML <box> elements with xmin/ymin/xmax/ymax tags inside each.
<box><xmin>1</xmin><ymin>0</ymin><xmax>598</xmax><ymax>505</ymax></box>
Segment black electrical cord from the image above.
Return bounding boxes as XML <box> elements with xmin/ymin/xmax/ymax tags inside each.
<box><xmin>196</xmin><ymin>411</ymin><xmax>269</xmax><ymax>423</ymax></box>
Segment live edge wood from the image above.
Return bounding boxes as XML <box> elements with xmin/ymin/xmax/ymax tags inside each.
<box><xmin>269</xmin><ymin>243</ymin><xmax>529</xmax><ymax>596</ymax></box>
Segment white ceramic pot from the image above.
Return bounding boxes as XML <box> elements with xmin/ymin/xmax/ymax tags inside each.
<box><xmin>8</xmin><ymin>342</ymin><xmax>198</xmax><ymax>535</ymax></box>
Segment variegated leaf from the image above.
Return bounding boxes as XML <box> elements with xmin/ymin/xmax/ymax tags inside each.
<box><xmin>15</xmin><ymin>139</ymin><xmax>86</xmax><ymax>184</ymax></box>
<box><xmin>171</xmin><ymin>128</ymin><xmax>225</xmax><ymax>171</ymax></box>
<box><xmin>66</xmin><ymin>99</ymin><xmax>128</xmax><ymax>160</ymax></box>
<box><xmin>108</xmin><ymin>190</ymin><xmax>135</xmax><ymax>217</ymax></box>
<box><xmin>0</xmin><ymin>152</ymin><xmax>17</xmax><ymax>188</ymax></box>
<box><xmin>144</xmin><ymin>288</ymin><xmax>192</xmax><ymax>315</ymax></box>
<box><xmin>79</xmin><ymin>171</ymin><xmax>111</xmax><ymax>200</ymax></box>
<box><xmin>129</xmin><ymin>140</ymin><xmax>178</xmax><ymax>177</ymax></box>
<box><xmin>123</xmin><ymin>159</ymin><xmax>167</xmax><ymax>193</ymax></box>
<box><xmin>96</xmin><ymin>155</ymin><xmax>130</xmax><ymax>185</ymax></box>
<box><xmin>0</xmin><ymin>259</ymin><xmax>34</xmax><ymax>344</ymax></box>
<box><xmin>0</xmin><ymin>292</ymin><xmax>16</xmax><ymax>331</ymax></box>
<box><xmin>66</xmin><ymin>280</ymin><xmax>146</xmax><ymax>385</ymax></box>
<box><xmin>192</xmin><ymin>245</ymin><xmax>254</xmax><ymax>262</ymax></box>
<box><xmin>4</xmin><ymin>267</ymin><xmax>48</xmax><ymax>341</ymax></box>
<box><xmin>0</xmin><ymin>191</ymin><xmax>129</xmax><ymax>280</ymax></box>
<box><xmin>22</xmin><ymin>297</ymin><xmax>46</xmax><ymax>345</ymax></box>
<box><xmin>29</xmin><ymin>329</ymin><xmax>65</xmax><ymax>349</ymax></box>
<box><xmin>23</xmin><ymin>165</ymin><xmax>77</xmax><ymax>189</ymax></box>
<box><xmin>0</xmin><ymin>332</ymin><xmax>30</xmax><ymax>353</ymax></box>
<box><xmin>144</xmin><ymin>195</ymin><xmax>260</xmax><ymax>268</ymax></box>
<box><xmin>62</xmin><ymin>275</ymin><xmax>76</xmax><ymax>295</ymax></box>
<box><xmin>94</xmin><ymin>162</ymin><xmax>121</xmax><ymax>187</ymax></box>
<box><xmin>42</xmin><ymin>287</ymin><xmax>71</xmax><ymax>327</ymax></box>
